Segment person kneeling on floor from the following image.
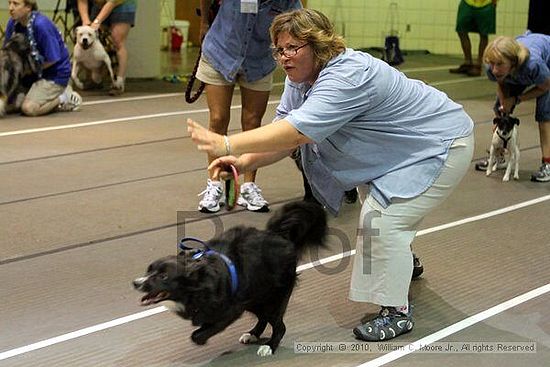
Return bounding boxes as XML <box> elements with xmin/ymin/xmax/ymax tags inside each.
<box><xmin>4</xmin><ymin>0</ymin><xmax>82</xmax><ymax>116</ymax></box>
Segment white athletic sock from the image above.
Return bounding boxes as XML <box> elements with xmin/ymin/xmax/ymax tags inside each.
<box><xmin>396</xmin><ymin>304</ymin><xmax>409</xmax><ymax>314</ymax></box>
<box><xmin>59</xmin><ymin>91</ymin><xmax>69</xmax><ymax>104</ymax></box>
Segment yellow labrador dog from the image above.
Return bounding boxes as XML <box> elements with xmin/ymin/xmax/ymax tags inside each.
<box><xmin>71</xmin><ymin>25</ymin><xmax>116</xmax><ymax>90</ymax></box>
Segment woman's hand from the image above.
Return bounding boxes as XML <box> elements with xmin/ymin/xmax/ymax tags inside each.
<box><xmin>498</xmin><ymin>96</ymin><xmax>517</xmax><ymax>115</ymax></box>
<box><xmin>208</xmin><ymin>156</ymin><xmax>246</xmax><ymax>180</ymax></box>
<box><xmin>187</xmin><ymin>118</ymin><xmax>226</xmax><ymax>157</ymax></box>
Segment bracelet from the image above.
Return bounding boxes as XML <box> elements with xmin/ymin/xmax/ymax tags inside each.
<box><xmin>223</xmin><ymin>135</ymin><xmax>231</xmax><ymax>156</ymax></box>
<box><xmin>93</xmin><ymin>18</ymin><xmax>101</xmax><ymax>25</ymax></box>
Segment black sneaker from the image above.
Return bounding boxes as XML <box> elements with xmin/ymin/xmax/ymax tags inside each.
<box><xmin>412</xmin><ymin>253</ymin><xmax>423</xmax><ymax>279</ymax></box>
<box><xmin>449</xmin><ymin>63</ymin><xmax>472</xmax><ymax>74</ymax></box>
<box><xmin>344</xmin><ymin>188</ymin><xmax>358</xmax><ymax>204</ymax></box>
<box><xmin>353</xmin><ymin>307</ymin><xmax>414</xmax><ymax>341</ymax></box>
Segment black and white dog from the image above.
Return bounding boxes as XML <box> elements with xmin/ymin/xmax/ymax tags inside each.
<box><xmin>133</xmin><ymin>201</ymin><xmax>327</xmax><ymax>356</ymax></box>
<box><xmin>486</xmin><ymin>114</ymin><xmax>520</xmax><ymax>181</ymax></box>
<box><xmin>0</xmin><ymin>34</ymin><xmax>35</xmax><ymax>116</ymax></box>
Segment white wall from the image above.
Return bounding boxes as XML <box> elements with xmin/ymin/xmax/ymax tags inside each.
<box><xmin>308</xmin><ymin>0</ymin><xmax>530</xmax><ymax>55</ymax></box>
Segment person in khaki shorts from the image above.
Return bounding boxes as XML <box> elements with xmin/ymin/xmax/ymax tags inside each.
<box><xmin>4</xmin><ymin>0</ymin><xmax>81</xmax><ymax>116</ymax></box>
<box><xmin>195</xmin><ymin>0</ymin><xmax>302</xmax><ymax>213</ymax></box>
<box><xmin>450</xmin><ymin>0</ymin><xmax>498</xmax><ymax>77</ymax></box>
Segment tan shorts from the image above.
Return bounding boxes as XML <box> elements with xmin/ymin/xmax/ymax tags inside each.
<box><xmin>196</xmin><ymin>55</ymin><xmax>273</xmax><ymax>92</ymax></box>
<box><xmin>25</xmin><ymin>79</ymin><xmax>66</xmax><ymax>105</ymax></box>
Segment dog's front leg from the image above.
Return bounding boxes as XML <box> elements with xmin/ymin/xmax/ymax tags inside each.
<box><xmin>486</xmin><ymin>145</ymin><xmax>496</xmax><ymax>176</ymax></box>
<box><xmin>71</xmin><ymin>62</ymin><xmax>84</xmax><ymax>90</ymax></box>
<box><xmin>513</xmin><ymin>144</ymin><xmax>520</xmax><ymax>180</ymax></box>
<box><xmin>103</xmin><ymin>55</ymin><xmax>116</xmax><ymax>87</ymax></box>
<box><xmin>503</xmin><ymin>157</ymin><xmax>512</xmax><ymax>181</ymax></box>
<box><xmin>191</xmin><ymin>312</ymin><xmax>241</xmax><ymax>345</ymax></box>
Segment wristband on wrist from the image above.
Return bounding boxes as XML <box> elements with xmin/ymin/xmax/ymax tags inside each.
<box><xmin>93</xmin><ymin>18</ymin><xmax>101</xmax><ymax>25</ymax></box>
<box><xmin>223</xmin><ymin>135</ymin><xmax>231</xmax><ymax>156</ymax></box>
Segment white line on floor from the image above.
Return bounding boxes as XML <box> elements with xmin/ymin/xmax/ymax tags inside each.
<box><xmin>0</xmin><ymin>100</ymin><xmax>281</xmax><ymax>138</ymax></box>
<box><xmin>1</xmin><ymin>194</ymin><xmax>548</xmax><ymax>362</ymax></box>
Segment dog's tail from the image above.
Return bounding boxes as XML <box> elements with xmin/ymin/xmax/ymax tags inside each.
<box><xmin>266</xmin><ymin>201</ymin><xmax>327</xmax><ymax>253</ymax></box>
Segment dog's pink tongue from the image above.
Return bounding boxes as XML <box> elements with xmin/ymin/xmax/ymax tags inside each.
<box><xmin>140</xmin><ymin>291</ymin><xmax>169</xmax><ymax>306</ymax></box>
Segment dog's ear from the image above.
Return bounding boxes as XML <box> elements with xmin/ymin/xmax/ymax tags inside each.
<box><xmin>493</xmin><ymin>116</ymin><xmax>502</xmax><ymax>125</ymax></box>
<box><xmin>511</xmin><ymin>116</ymin><xmax>520</xmax><ymax>126</ymax></box>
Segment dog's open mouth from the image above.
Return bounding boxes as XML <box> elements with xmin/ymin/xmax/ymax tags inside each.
<box><xmin>140</xmin><ymin>291</ymin><xmax>170</xmax><ymax>306</ymax></box>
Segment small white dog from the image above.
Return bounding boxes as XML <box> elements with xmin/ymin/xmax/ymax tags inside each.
<box><xmin>72</xmin><ymin>25</ymin><xmax>117</xmax><ymax>90</ymax></box>
<box><xmin>486</xmin><ymin>115</ymin><xmax>520</xmax><ymax>182</ymax></box>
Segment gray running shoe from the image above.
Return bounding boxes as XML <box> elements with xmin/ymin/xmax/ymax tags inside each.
<box><xmin>198</xmin><ymin>179</ymin><xmax>224</xmax><ymax>213</ymax></box>
<box><xmin>531</xmin><ymin>163</ymin><xmax>550</xmax><ymax>182</ymax></box>
<box><xmin>237</xmin><ymin>182</ymin><xmax>269</xmax><ymax>212</ymax></box>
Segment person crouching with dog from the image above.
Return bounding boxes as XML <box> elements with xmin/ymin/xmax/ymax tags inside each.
<box><xmin>475</xmin><ymin>33</ymin><xmax>550</xmax><ymax>182</ymax></box>
<box><xmin>188</xmin><ymin>9</ymin><xmax>475</xmax><ymax>341</ymax></box>
<box><xmin>4</xmin><ymin>0</ymin><xmax>82</xmax><ymax>116</ymax></box>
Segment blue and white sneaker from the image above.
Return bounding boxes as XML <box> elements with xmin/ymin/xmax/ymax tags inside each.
<box><xmin>353</xmin><ymin>307</ymin><xmax>414</xmax><ymax>341</ymax></box>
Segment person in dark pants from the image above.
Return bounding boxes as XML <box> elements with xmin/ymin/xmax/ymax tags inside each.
<box><xmin>449</xmin><ymin>0</ymin><xmax>497</xmax><ymax>77</ymax></box>
<box><xmin>528</xmin><ymin>0</ymin><xmax>550</xmax><ymax>35</ymax></box>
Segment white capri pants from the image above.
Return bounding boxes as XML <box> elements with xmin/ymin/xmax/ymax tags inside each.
<box><xmin>349</xmin><ymin>133</ymin><xmax>474</xmax><ymax>307</ymax></box>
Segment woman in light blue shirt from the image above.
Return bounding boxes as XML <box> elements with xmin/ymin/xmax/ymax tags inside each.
<box><xmin>188</xmin><ymin>9</ymin><xmax>474</xmax><ymax>342</ymax></box>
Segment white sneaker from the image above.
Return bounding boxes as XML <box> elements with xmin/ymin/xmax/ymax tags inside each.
<box><xmin>58</xmin><ymin>86</ymin><xmax>82</xmax><ymax>112</ymax></box>
<box><xmin>198</xmin><ymin>179</ymin><xmax>224</xmax><ymax>213</ymax></box>
<box><xmin>237</xmin><ymin>182</ymin><xmax>269</xmax><ymax>212</ymax></box>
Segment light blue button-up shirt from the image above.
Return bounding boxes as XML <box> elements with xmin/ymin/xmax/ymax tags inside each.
<box><xmin>202</xmin><ymin>0</ymin><xmax>302</xmax><ymax>83</ymax></box>
<box><xmin>277</xmin><ymin>49</ymin><xmax>474</xmax><ymax>215</ymax></box>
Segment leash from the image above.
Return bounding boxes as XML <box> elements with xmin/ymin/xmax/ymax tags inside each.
<box><xmin>179</xmin><ymin>237</ymin><xmax>238</xmax><ymax>295</ymax></box>
<box><xmin>185</xmin><ymin>1</ymin><xmax>220</xmax><ymax>103</ymax></box>
<box><xmin>184</xmin><ymin>49</ymin><xmax>206</xmax><ymax>103</ymax></box>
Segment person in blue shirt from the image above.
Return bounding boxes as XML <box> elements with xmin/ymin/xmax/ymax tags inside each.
<box><xmin>475</xmin><ymin>33</ymin><xmax>550</xmax><ymax>182</ymax></box>
<box><xmin>188</xmin><ymin>9</ymin><xmax>474</xmax><ymax>341</ymax></box>
<box><xmin>3</xmin><ymin>0</ymin><xmax>81</xmax><ymax>116</ymax></box>
<box><xmin>195</xmin><ymin>0</ymin><xmax>302</xmax><ymax>213</ymax></box>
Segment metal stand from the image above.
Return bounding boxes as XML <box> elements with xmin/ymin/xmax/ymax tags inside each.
<box><xmin>52</xmin><ymin>0</ymin><xmax>79</xmax><ymax>44</ymax></box>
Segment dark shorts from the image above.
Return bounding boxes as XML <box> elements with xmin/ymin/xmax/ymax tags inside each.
<box><xmin>494</xmin><ymin>84</ymin><xmax>550</xmax><ymax>122</ymax></box>
<box><xmin>455</xmin><ymin>0</ymin><xmax>496</xmax><ymax>35</ymax></box>
<box><xmin>92</xmin><ymin>6</ymin><xmax>136</xmax><ymax>27</ymax></box>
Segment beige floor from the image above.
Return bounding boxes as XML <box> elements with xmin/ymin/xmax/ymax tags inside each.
<box><xmin>0</xmin><ymin>50</ymin><xmax>548</xmax><ymax>367</ymax></box>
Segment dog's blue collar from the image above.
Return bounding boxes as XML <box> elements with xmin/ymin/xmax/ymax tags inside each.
<box><xmin>179</xmin><ymin>237</ymin><xmax>239</xmax><ymax>296</ymax></box>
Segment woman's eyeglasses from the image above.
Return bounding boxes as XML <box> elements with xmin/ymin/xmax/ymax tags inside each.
<box><xmin>271</xmin><ymin>43</ymin><xmax>308</xmax><ymax>60</ymax></box>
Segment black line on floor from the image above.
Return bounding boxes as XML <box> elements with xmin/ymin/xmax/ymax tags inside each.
<box><xmin>0</xmin><ymin>198</ymin><xmax>297</xmax><ymax>266</ymax></box>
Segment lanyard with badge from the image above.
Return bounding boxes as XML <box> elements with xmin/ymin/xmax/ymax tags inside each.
<box><xmin>241</xmin><ymin>0</ymin><xmax>258</xmax><ymax>14</ymax></box>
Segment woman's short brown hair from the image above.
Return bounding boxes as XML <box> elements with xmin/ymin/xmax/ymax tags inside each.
<box><xmin>270</xmin><ymin>8</ymin><xmax>346</xmax><ymax>69</ymax></box>
<box><xmin>484</xmin><ymin>36</ymin><xmax>530</xmax><ymax>73</ymax></box>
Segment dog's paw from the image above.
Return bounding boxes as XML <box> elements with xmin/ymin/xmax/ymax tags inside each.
<box><xmin>73</xmin><ymin>79</ymin><xmax>85</xmax><ymax>90</ymax></box>
<box><xmin>239</xmin><ymin>333</ymin><xmax>259</xmax><ymax>344</ymax></box>
<box><xmin>257</xmin><ymin>345</ymin><xmax>273</xmax><ymax>357</ymax></box>
<box><xmin>513</xmin><ymin>174</ymin><xmax>519</xmax><ymax>180</ymax></box>
<box><xmin>15</xmin><ymin>93</ymin><xmax>25</xmax><ymax>109</ymax></box>
<box><xmin>502</xmin><ymin>176</ymin><xmax>510</xmax><ymax>182</ymax></box>
<box><xmin>191</xmin><ymin>330</ymin><xmax>208</xmax><ymax>345</ymax></box>
<box><xmin>0</xmin><ymin>100</ymin><xmax>6</xmax><ymax>117</ymax></box>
